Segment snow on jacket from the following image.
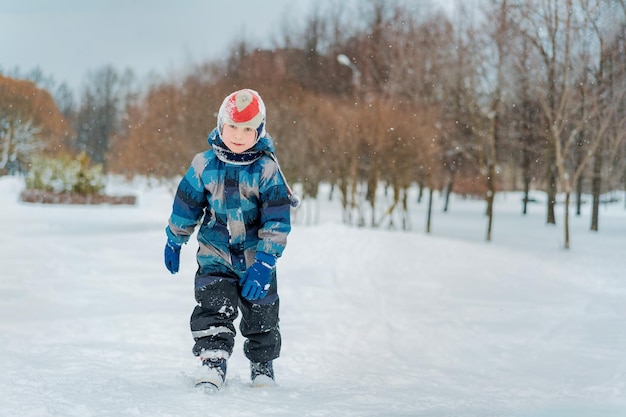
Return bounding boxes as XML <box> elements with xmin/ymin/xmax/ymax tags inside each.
<box><xmin>166</xmin><ymin>129</ymin><xmax>291</xmax><ymax>279</ymax></box>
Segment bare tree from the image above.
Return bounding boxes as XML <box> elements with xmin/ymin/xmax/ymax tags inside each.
<box><xmin>580</xmin><ymin>0</ymin><xmax>626</xmax><ymax>230</ymax></box>
<box><xmin>75</xmin><ymin>66</ymin><xmax>135</xmax><ymax>171</ymax></box>
<box><xmin>473</xmin><ymin>0</ymin><xmax>517</xmax><ymax>241</ymax></box>
<box><xmin>514</xmin><ymin>0</ymin><xmax>624</xmax><ymax>248</ymax></box>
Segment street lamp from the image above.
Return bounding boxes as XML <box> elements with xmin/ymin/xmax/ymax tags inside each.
<box><xmin>337</xmin><ymin>54</ymin><xmax>361</xmax><ymax>97</ymax></box>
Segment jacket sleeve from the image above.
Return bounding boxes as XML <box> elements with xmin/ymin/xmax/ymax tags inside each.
<box><xmin>256</xmin><ymin>158</ymin><xmax>292</xmax><ymax>258</ymax></box>
<box><xmin>166</xmin><ymin>153</ymin><xmax>207</xmax><ymax>245</ymax></box>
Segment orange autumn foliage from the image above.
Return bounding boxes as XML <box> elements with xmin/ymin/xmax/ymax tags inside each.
<box><xmin>0</xmin><ymin>75</ymin><xmax>73</xmax><ymax>156</ymax></box>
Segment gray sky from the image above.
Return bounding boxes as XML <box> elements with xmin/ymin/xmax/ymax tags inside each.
<box><xmin>1</xmin><ymin>0</ymin><xmax>453</xmax><ymax>91</ymax></box>
<box><xmin>0</xmin><ymin>0</ymin><xmax>325</xmax><ymax>89</ymax></box>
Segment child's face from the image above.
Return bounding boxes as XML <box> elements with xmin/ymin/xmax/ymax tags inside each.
<box><xmin>221</xmin><ymin>124</ymin><xmax>258</xmax><ymax>153</ymax></box>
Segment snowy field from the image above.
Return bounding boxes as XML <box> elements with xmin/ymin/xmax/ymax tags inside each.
<box><xmin>1</xmin><ymin>175</ymin><xmax>625</xmax><ymax>417</ymax></box>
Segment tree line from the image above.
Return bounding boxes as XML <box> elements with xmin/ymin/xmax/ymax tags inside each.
<box><xmin>1</xmin><ymin>0</ymin><xmax>625</xmax><ymax>248</ymax></box>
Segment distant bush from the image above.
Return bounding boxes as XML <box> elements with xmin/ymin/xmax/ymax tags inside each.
<box><xmin>25</xmin><ymin>153</ymin><xmax>105</xmax><ymax>195</ymax></box>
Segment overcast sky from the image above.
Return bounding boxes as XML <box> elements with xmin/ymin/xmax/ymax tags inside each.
<box><xmin>1</xmin><ymin>0</ymin><xmax>453</xmax><ymax>91</ymax></box>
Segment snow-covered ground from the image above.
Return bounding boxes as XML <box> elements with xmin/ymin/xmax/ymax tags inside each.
<box><xmin>1</xmin><ymin>175</ymin><xmax>625</xmax><ymax>417</ymax></box>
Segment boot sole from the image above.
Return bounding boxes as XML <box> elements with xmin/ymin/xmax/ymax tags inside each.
<box><xmin>251</xmin><ymin>374</ymin><xmax>275</xmax><ymax>387</ymax></box>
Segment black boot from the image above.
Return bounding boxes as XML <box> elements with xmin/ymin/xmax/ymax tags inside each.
<box><xmin>250</xmin><ymin>361</ymin><xmax>274</xmax><ymax>387</ymax></box>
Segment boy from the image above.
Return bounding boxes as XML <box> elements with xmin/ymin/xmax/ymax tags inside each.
<box><xmin>164</xmin><ymin>89</ymin><xmax>293</xmax><ymax>390</ymax></box>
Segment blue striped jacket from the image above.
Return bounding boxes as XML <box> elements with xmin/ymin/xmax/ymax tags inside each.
<box><xmin>166</xmin><ymin>130</ymin><xmax>291</xmax><ymax>279</ymax></box>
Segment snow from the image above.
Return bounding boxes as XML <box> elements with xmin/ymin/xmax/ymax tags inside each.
<box><xmin>1</xmin><ymin>175</ymin><xmax>625</xmax><ymax>417</ymax></box>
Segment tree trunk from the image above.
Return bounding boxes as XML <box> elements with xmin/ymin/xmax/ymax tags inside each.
<box><xmin>401</xmin><ymin>187</ymin><xmax>410</xmax><ymax>230</ymax></box>
<box><xmin>564</xmin><ymin>191</ymin><xmax>571</xmax><ymax>249</ymax></box>
<box><xmin>443</xmin><ymin>170</ymin><xmax>456</xmax><ymax>213</ymax></box>
<box><xmin>590</xmin><ymin>154</ymin><xmax>602</xmax><ymax>232</ymax></box>
<box><xmin>485</xmin><ymin>111</ymin><xmax>498</xmax><ymax>241</ymax></box>
<box><xmin>338</xmin><ymin>179</ymin><xmax>349</xmax><ymax>224</ymax></box>
<box><xmin>349</xmin><ymin>158</ymin><xmax>359</xmax><ymax>225</ymax></box>
<box><xmin>486</xmin><ymin>188</ymin><xmax>495</xmax><ymax>242</ymax></box>
<box><xmin>521</xmin><ymin>145</ymin><xmax>531</xmax><ymax>215</ymax></box>
<box><xmin>575</xmin><ymin>174</ymin><xmax>583</xmax><ymax>216</ymax></box>
<box><xmin>365</xmin><ymin>169</ymin><xmax>378</xmax><ymax>228</ymax></box>
<box><xmin>417</xmin><ymin>181</ymin><xmax>424</xmax><ymax>203</ymax></box>
<box><xmin>546</xmin><ymin>163</ymin><xmax>557</xmax><ymax>225</ymax></box>
<box><xmin>426</xmin><ymin>188</ymin><xmax>433</xmax><ymax>234</ymax></box>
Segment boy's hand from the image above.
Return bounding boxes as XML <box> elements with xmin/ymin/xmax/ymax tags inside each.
<box><xmin>164</xmin><ymin>240</ymin><xmax>182</xmax><ymax>274</ymax></box>
<box><xmin>240</xmin><ymin>252</ymin><xmax>276</xmax><ymax>301</ymax></box>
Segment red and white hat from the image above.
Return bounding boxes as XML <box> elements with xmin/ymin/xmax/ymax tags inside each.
<box><xmin>218</xmin><ymin>89</ymin><xmax>266</xmax><ymax>138</ymax></box>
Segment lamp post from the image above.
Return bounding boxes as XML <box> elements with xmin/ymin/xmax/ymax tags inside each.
<box><xmin>336</xmin><ymin>54</ymin><xmax>364</xmax><ymax>226</ymax></box>
<box><xmin>337</xmin><ymin>54</ymin><xmax>361</xmax><ymax>98</ymax></box>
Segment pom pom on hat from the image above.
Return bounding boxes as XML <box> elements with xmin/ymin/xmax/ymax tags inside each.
<box><xmin>218</xmin><ymin>89</ymin><xmax>266</xmax><ymax>138</ymax></box>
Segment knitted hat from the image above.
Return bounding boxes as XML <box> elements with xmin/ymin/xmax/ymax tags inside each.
<box><xmin>217</xmin><ymin>89</ymin><xmax>266</xmax><ymax>139</ymax></box>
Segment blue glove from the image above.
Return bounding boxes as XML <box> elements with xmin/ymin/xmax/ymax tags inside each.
<box><xmin>164</xmin><ymin>240</ymin><xmax>182</xmax><ymax>274</ymax></box>
<box><xmin>240</xmin><ymin>252</ymin><xmax>276</xmax><ymax>301</ymax></box>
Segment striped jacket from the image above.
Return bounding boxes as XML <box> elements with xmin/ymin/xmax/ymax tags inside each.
<box><xmin>166</xmin><ymin>130</ymin><xmax>291</xmax><ymax>279</ymax></box>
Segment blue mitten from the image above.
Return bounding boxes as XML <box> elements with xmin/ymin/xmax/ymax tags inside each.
<box><xmin>164</xmin><ymin>240</ymin><xmax>182</xmax><ymax>274</ymax></box>
<box><xmin>240</xmin><ymin>252</ymin><xmax>276</xmax><ymax>301</ymax></box>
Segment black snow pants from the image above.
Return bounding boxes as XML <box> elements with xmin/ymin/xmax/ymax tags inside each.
<box><xmin>189</xmin><ymin>267</ymin><xmax>281</xmax><ymax>363</ymax></box>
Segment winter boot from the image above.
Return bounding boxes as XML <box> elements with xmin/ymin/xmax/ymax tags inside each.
<box><xmin>250</xmin><ymin>361</ymin><xmax>275</xmax><ymax>387</ymax></box>
<box><xmin>195</xmin><ymin>355</ymin><xmax>227</xmax><ymax>390</ymax></box>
